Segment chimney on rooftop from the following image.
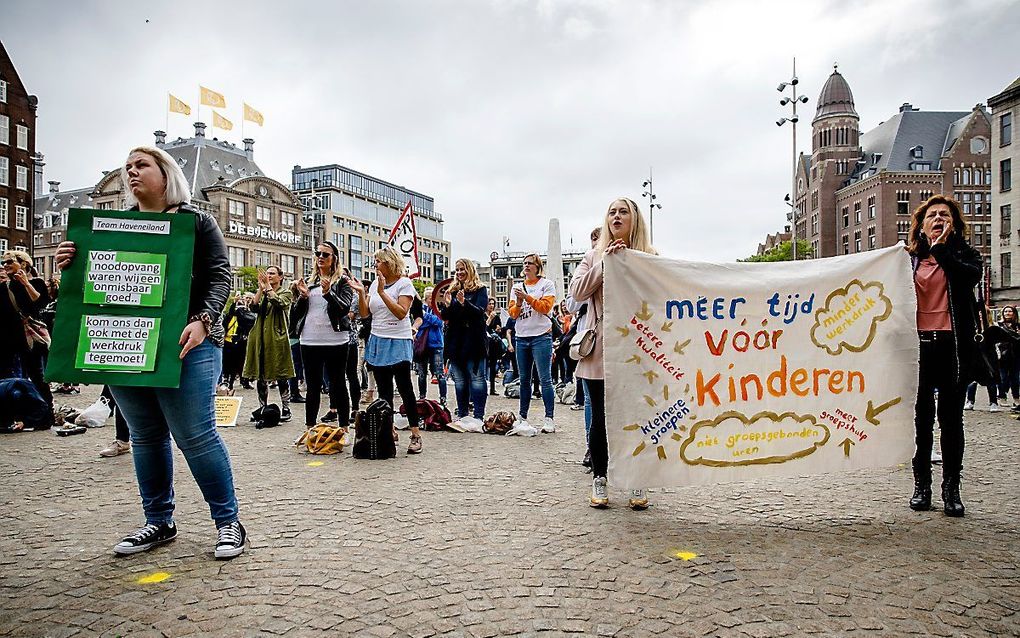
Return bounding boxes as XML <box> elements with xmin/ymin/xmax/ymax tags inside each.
<box><xmin>899</xmin><ymin>103</ymin><xmax>919</xmax><ymax>113</ymax></box>
<box><xmin>194</xmin><ymin>122</ymin><xmax>207</xmax><ymax>143</ymax></box>
<box><xmin>154</xmin><ymin>130</ymin><xmax>166</xmax><ymax>145</ymax></box>
<box><xmin>48</xmin><ymin>180</ymin><xmax>60</xmax><ymax>194</ymax></box>
<box><xmin>32</xmin><ymin>152</ymin><xmax>45</xmax><ymax>196</ymax></box>
<box><xmin>243</xmin><ymin>138</ymin><xmax>254</xmax><ymax>160</ymax></box>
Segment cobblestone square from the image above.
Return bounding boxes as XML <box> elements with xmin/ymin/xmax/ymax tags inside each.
<box><xmin>1</xmin><ymin>383</ymin><xmax>1018</xmax><ymax>637</ymax></box>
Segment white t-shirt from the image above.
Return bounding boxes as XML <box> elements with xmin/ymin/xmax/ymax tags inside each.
<box><xmin>512</xmin><ymin>277</ymin><xmax>557</xmax><ymax>338</ymax></box>
<box><xmin>300</xmin><ymin>287</ymin><xmax>350</xmax><ymax>346</ymax></box>
<box><xmin>369</xmin><ymin>276</ymin><xmax>417</xmax><ymax>339</ymax></box>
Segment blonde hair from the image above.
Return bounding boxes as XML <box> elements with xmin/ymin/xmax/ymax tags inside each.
<box><xmin>121</xmin><ymin>146</ymin><xmax>192</xmax><ymax>208</ymax></box>
<box><xmin>2</xmin><ymin>249</ymin><xmax>33</xmax><ymax>268</ymax></box>
<box><xmin>595</xmin><ymin>197</ymin><xmax>657</xmax><ymax>256</ymax></box>
<box><xmin>309</xmin><ymin>241</ymin><xmax>341</xmax><ymax>288</ymax></box>
<box><xmin>374</xmin><ymin>244</ymin><xmax>406</xmax><ymax>278</ymax></box>
<box><xmin>522</xmin><ymin>253</ymin><xmax>544</xmax><ymax>276</ymax></box>
<box><xmin>452</xmin><ymin>258</ymin><xmax>483</xmax><ymax>292</ymax></box>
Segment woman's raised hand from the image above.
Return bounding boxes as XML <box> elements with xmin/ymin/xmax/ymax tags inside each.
<box><xmin>295</xmin><ymin>278</ymin><xmax>309</xmax><ymax>297</ymax></box>
<box><xmin>604</xmin><ymin>239</ymin><xmax>627</xmax><ymax>256</ymax></box>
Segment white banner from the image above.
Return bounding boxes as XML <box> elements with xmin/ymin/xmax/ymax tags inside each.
<box><xmin>604</xmin><ymin>245</ymin><xmax>919</xmax><ymax>489</ymax></box>
<box><xmin>388</xmin><ymin>200</ymin><xmax>421</xmax><ymax>278</ymax></box>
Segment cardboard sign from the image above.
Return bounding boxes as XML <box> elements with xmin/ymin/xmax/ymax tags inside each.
<box><xmin>603</xmin><ymin>246</ymin><xmax>919</xmax><ymax>489</ymax></box>
<box><xmin>46</xmin><ymin>209</ymin><xmax>195</xmax><ymax>388</ymax></box>
<box><xmin>215</xmin><ymin>396</ymin><xmax>243</xmax><ymax>427</ymax></box>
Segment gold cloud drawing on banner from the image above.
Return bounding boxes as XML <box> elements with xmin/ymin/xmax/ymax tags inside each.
<box><xmin>679</xmin><ymin>411</ymin><xmax>830</xmax><ymax>467</ymax></box>
<box><xmin>810</xmin><ymin>279</ymin><xmax>892</xmax><ymax>355</ymax></box>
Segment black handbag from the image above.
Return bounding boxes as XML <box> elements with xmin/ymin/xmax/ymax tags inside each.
<box><xmin>970</xmin><ymin>299</ymin><xmax>998</xmax><ymax>386</ymax></box>
<box><xmin>352</xmin><ymin>399</ymin><xmax>397</xmax><ymax>460</ymax></box>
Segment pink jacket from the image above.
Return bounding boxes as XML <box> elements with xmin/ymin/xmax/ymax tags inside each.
<box><xmin>568</xmin><ymin>249</ymin><xmax>606</xmax><ymax>380</ymax></box>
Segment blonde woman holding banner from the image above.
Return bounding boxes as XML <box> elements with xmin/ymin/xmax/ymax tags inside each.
<box><xmin>569</xmin><ymin>198</ymin><xmax>656</xmax><ymax>509</ymax></box>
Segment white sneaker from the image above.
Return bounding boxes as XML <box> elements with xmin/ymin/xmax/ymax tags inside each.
<box><xmin>460</xmin><ymin>416</ymin><xmax>485</xmax><ymax>433</ymax></box>
<box><xmin>629</xmin><ymin>489</ymin><xmax>649</xmax><ymax>510</ymax></box>
<box><xmin>989</xmin><ymin>403</ymin><xmax>1002</xmax><ymax>412</ymax></box>
<box><xmin>931</xmin><ymin>450</ymin><xmax>943</xmax><ymax>465</ymax></box>
<box><xmin>964</xmin><ymin>401</ymin><xmax>974</xmax><ymax>410</ymax></box>
<box><xmin>541</xmin><ymin>417</ymin><xmax>556</xmax><ymax>434</ymax></box>
<box><xmin>590</xmin><ymin>477</ymin><xmax>608</xmax><ymax>508</ymax></box>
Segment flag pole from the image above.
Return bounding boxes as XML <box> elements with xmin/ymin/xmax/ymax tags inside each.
<box><xmin>165</xmin><ymin>92</ymin><xmax>169</xmax><ymax>134</ymax></box>
<box><xmin>241</xmin><ymin>98</ymin><xmax>245</xmax><ymax>140</ymax></box>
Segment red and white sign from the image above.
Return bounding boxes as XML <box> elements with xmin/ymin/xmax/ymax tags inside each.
<box><xmin>387</xmin><ymin>200</ymin><xmax>421</xmax><ymax>278</ymax></box>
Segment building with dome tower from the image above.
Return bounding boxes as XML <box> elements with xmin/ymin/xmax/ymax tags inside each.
<box><xmin>794</xmin><ymin>65</ymin><xmax>992</xmax><ymax>267</ymax></box>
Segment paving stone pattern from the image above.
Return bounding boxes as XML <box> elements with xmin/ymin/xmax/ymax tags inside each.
<box><xmin>1</xmin><ymin>383</ymin><xmax>1018</xmax><ymax>637</ymax></box>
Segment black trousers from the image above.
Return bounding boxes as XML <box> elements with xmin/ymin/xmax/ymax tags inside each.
<box><xmin>345</xmin><ymin>342</ymin><xmax>361</xmax><ymax>410</ymax></box>
<box><xmin>300</xmin><ymin>344</ymin><xmax>350</xmax><ymax>427</ymax></box>
<box><xmin>583</xmin><ymin>378</ymin><xmax>608</xmax><ymax>478</ymax></box>
<box><xmin>914</xmin><ymin>337</ymin><xmax>966</xmax><ymax>477</ymax></box>
<box><xmin>101</xmin><ymin>385</ymin><xmax>130</xmax><ymax>442</ymax></box>
<box><xmin>373</xmin><ymin>361</ymin><xmax>420</xmax><ymax>429</ymax></box>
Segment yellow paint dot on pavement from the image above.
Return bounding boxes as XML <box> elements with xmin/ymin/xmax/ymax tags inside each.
<box><xmin>137</xmin><ymin>572</ymin><xmax>171</xmax><ymax>584</ymax></box>
<box><xmin>307</xmin><ymin>461</ymin><xmax>324</xmax><ymax>467</ymax></box>
<box><xmin>673</xmin><ymin>551</ymin><xmax>698</xmax><ymax>561</ymax></box>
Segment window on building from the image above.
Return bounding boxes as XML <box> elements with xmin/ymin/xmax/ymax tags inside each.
<box><xmin>0</xmin><ymin>157</ymin><xmax>6</xmax><ymax>186</ymax></box>
<box><xmin>974</xmin><ymin>169</ymin><xmax>983</xmax><ymax>186</ymax></box>
<box><xmin>255</xmin><ymin>250</ymin><xmax>271</xmax><ymax>267</ymax></box>
<box><xmin>256</xmin><ymin>205</ymin><xmax>271</xmax><ymax>224</ymax></box>
<box><xmin>962</xmin><ymin>168</ymin><xmax>971</xmax><ymax>185</ymax></box>
<box><xmin>912</xmin><ymin>145</ymin><xmax>924</xmax><ymax>159</ymax></box>
<box><xmin>913</xmin><ymin>162</ymin><xmax>931</xmax><ymax>171</ymax></box>
<box><xmin>842</xmin><ymin>235</ymin><xmax>850</xmax><ymax>255</ymax></box>
<box><xmin>1004</xmin><ymin>205</ymin><xmax>1013</xmax><ymax>237</ymax></box>
<box><xmin>229</xmin><ymin>199</ymin><xmax>246</xmax><ymax>218</ymax></box>
<box><xmin>228</xmin><ymin>246</ymin><xmax>246</xmax><ymax>268</ymax></box>
<box><xmin>15</xmin><ymin>205</ymin><xmax>27</xmax><ymax>230</ymax></box>
<box><xmin>16</xmin><ymin>165</ymin><xmax>27</xmax><ymax>190</ymax></box>
<box><xmin>896</xmin><ymin>220</ymin><xmax>910</xmax><ymax>243</ymax></box>
<box><xmin>303</xmin><ymin>257</ymin><xmax>313</xmax><ymax>277</ymax></box>
<box><xmin>853</xmin><ymin>230</ymin><xmax>861</xmax><ymax>253</ymax></box>
<box><xmin>281</xmin><ymin>211</ymin><xmax>295</xmax><ymax>226</ymax></box>
<box><xmin>0</xmin><ymin>197</ymin><xmax>7</xmax><ymax>227</ymax></box>
<box><xmin>974</xmin><ymin>225</ymin><xmax>984</xmax><ymax>245</ymax></box>
<box><xmin>920</xmin><ymin>189</ymin><xmax>933</xmax><ymax>201</ymax></box>
<box><xmin>98</xmin><ymin>202</ymin><xmax>112</xmax><ymax>210</ymax></box>
<box><xmin>867</xmin><ymin>226</ymin><xmax>876</xmax><ymax>250</ymax></box>
<box><xmin>52</xmin><ymin>231</ymin><xmax>61</xmax><ymax>243</ymax></box>
<box><xmin>866</xmin><ymin>196</ymin><xmax>876</xmax><ymax>220</ymax></box>
<box><xmin>1002</xmin><ymin>112</ymin><xmax>1013</xmax><ymax>146</ymax></box>
<box><xmin>1003</xmin><ymin>253</ymin><xmax>1012</xmax><ymax>287</ymax></box>
<box><xmin>811</xmin><ymin>191</ymin><xmax>818</xmax><ymax>210</ymax></box>
<box><xmin>0</xmin><ymin>79</ymin><xmax>7</xmax><ymax>103</ymax></box>
<box><xmin>0</xmin><ymin>114</ymin><xmax>7</xmax><ymax>145</ymax></box>
<box><xmin>16</xmin><ymin>125</ymin><xmax>28</xmax><ymax>150</ymax></box>
<box><xmin>281</xmin><ymin>255</ymin><xmax>296</xmax><ymax>277</ymax></box>
<box><xmin>841</xmin><ymin>206</ymin><xmax>849</xmax><ymax>228</ymax></box>
<box><xmin>811</xmin><ymin>213</ymin><xmax>818</xmax><ymax>235</ymax></box>
<box><xmin>0</xmin><ymin>239</ymin><xmax>6</xmax><ymax>253</ymax></box>
<box><xmin>854</xmin><ymin>201</ymin><xmax>861</xmax><ymax>225</ymax></box>
<box><xmin>1002</xmin><ymin>159</ymin><xmax>1012</xmax><ymax>191</ymax></box>
<box><xmin>897</xmin><ymin>190</ymin><xmax>910</xmax><ymax>215</ymax></box>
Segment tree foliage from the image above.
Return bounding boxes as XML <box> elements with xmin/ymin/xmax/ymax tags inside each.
<box><xmin>741</xmin><ymin>239</ymin><xmax>813</xmax><ymax>262</ymax></box>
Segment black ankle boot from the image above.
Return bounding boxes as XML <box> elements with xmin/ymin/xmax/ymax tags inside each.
<box><xmin>942</xmin><ymin>474</ymin><xmax>965</xmax><ymax>517</ymax></box>
<box><xmin>909</xmin><ymin>470</ymin><xmax>932</xmax><ymax>511</ymax></box>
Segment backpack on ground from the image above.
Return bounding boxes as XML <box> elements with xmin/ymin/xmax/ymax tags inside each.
<box><xmin>483</xmin><ymin>411</ymin><xmax>516</xmax><ymax>435</ymax></box>
<box><xmin>254</xmin><ymin>404</ymin><xmax>282</xmax><ymax>429</ymax></box>
<box><xmin>353</xmin><ymin>399</ymin><xmax>397</xmax><ymax>459</ymax></box>
<box><xmin>296</xmin><ymin>424</ymin><xmax>348</xmax><ymax>455</ymax></box>
<box><xmin>556</xmin><ymin>383</ymin><xmax>576</xmax><ymax>405</ymax></box>
<box><xmin>503</xmin><ymin>380</ymin><xmax>521</xmax><ymax>399</ymax></box>
<box><xmin>400</xmin><ymin>398</ymin><xmax>452</xmax><ymax>432</ymax></box>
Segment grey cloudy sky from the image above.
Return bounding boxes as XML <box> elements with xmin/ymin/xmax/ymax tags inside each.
<box><xmin>3</xmin><ymin>0</ymin><xmax>1019</xmax><ymax>262</ymax></box>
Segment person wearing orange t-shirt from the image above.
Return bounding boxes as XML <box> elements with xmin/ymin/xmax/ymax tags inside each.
<box><xmin>508</xmin><ymin>253</ymin><xmax>558</xmax><ymax>433</ymax></box>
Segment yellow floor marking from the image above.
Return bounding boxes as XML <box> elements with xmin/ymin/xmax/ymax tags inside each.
<box><xmin>137</xmin><ymin>572</ymin><xmax>171</xmax><ymax>584</ymax></box>
<box><xmin>673</xmin><ymin>551</ymin><xmax>698</xmax><ymax>561</ymax></box>
<box><xmin>307</xmin><ymin>461</ymin><xmax>324</xmax><ymax>467</ymax></box>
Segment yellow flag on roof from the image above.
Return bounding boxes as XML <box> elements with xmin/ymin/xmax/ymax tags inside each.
<box><xmin>200</xmin><ymin>86</ymin><xmax>226</xmax><ymax>108</ymax></box>
<box><xmin>168</xmin><ymin>93</ymin><xmax>191</xmax><ymax>116</ymax></box>
<box><xmin>212</xmin><ymin>111</ymin><xmax>233</xmax><ymax>131</ymax></box>
<box><xmin>243</xmin><ymin>102</ymin><xmax>264</xmax><ymax>126</ymax></box>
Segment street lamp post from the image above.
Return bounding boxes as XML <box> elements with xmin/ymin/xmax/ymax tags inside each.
<box><xmin>641</xmin><ymin>167</ymin><xmax>663</xmax><ymax>244</ymax></box>
<box><xmin>776</xmin><ymin>58</ymin><xmax>809</xmax><ymax>261</ymax></box>
<box><xmin>306</xmin><ymin>177</ymin><xmax>320</xmax><ymax>251</ymax></box>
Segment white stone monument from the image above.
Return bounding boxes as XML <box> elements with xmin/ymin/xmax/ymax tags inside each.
<box><xmin>547</xmin><ymin>218</ymin><xmax>564</xmax><ymax>301</ymax></box>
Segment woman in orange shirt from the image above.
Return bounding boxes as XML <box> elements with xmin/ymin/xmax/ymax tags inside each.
<box><xmin>508</xmin><ymin>253</ymin><xmax>558</xmax><ymax>433</ymax></box>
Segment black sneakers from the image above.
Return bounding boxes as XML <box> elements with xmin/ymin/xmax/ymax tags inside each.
<box><xmin>114</xmin><ymin>522</ymin><xmax>178</xmax><ymax>555</ymax></box>
<box><xmin>215</xmin><ymin>521</ymin><xmax>247</xmax><ymax>559</ymax></box>
<box><xmin>320</xmin><ymin>411</ymin><xmax>338</xmax><ymax>423</ymax></box>
<box><xmin>280</xmin><ymin>407</ymin><xmax>292</xmax><ymax>422</ymax></box>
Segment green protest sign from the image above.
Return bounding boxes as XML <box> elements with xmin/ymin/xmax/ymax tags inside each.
<box><xmin>45</xmin><ymin>209</ymin><xmax>195</xmax><ymax>388</ymax></box>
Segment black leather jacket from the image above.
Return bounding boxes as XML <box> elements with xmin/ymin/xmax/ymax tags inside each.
<box><xmin>289</xmin><ymin>276</ymin><xmax>356</xmax><ymax>338</ymax></box>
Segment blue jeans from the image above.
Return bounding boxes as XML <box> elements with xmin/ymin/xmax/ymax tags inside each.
<box><xmin>448</xmin><ymin>358</ymin><xmax>487</xmax><ymax>419</ymax></box>
<box><xmin>416</xmin><ymin>348</ymin><xmax>447</xmax><ymax>401</ymax></box>
<box><xmin>515</xmin><ymin>333</ymin><xmax>555</xmax><ymax>419</ymax></box>
<box><xmin>110</xmin><ymin>340</ymin><xmax>239</xmax><ymax>528</ymax></box>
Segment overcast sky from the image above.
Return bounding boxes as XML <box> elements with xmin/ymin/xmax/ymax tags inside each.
<box><xmin>3</xmin><ymin>0</ymin><xmax>1018</xmax><ymax>262</ymax></box>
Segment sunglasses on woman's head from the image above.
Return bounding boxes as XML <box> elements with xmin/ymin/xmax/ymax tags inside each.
<box><xmin>314</xmin><ymin>251</ymin><xmax>334</xmax><ymax>259</ymax></box>
<box><xmin>1</xmin><ymin>259</ymin><xmax>15</xmax><ymax>266</ymax></box>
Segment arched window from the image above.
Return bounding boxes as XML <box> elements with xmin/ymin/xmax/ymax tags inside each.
<box><xmin>962</xmin><ymin>168</ymin><xmax>971</xmax><ymax>185</ymax></box>
<box><xmin>973</xmin><ymin>168</ymin><xmax>982</xmax><ymax>185</ymax></box>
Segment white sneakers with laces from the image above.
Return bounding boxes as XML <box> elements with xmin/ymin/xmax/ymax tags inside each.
<box><xmin>541</xmin><ymin>417</ymin><xmax>556</xmax><ymax>434</ymax></box>
<box><xmin>590</xmin><ymin>477</ymin><xmax>608</xmax><ymax>508</ymax></box>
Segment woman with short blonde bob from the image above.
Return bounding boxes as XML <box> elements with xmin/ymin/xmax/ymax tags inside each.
<box><xmin>438</xmin><ymin>258</ymin><xmax>490</xmax><ymax>428</ymax></box>
<box><xmin>55</xmin><ymin>145</ymin><xmax>246</xmax><ymax>558</ymax></box>
<box><xmin>351</xmin><ymin>245</ymin><xmax>423</xmax><ymax>453</ymax></box>
<box><xmin>569</xmin><ymin>197</ymin><xmax>657</xmax><ymax>509</ymax></box>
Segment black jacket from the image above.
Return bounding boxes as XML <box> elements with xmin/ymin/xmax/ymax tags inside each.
<box><xmin>911</xmin><ymin>235</ymin><xmax>983</xmax><ymax>384</ymax></box>
<box><xmin>438</xmin><ymin>286</ymin><xmax>490</xmax><ymax>363</ymax></box>
<box><xmin>289</xmin><ymin>276</ymin><xmax>356</xmax><ymax>338</ymax></box>
<box><xmin>0</xmin><ymin>277</ymin><xmax>49</xmax><ymax>354</ymax></box>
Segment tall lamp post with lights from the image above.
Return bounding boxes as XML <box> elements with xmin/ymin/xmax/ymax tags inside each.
<box><xmin>776</xmin><ymin>58</ymin><xmax>809</xmax><ymax>260</ymax></box>
<box><xmin>304</xmin><ymin>177</ymin><xmax>320</xmax><ymax>251</ymax></box>
<box><xmin>641</xmin><ymin>168</ymin><xmax>662</xmax><ymax>244</ymax></box>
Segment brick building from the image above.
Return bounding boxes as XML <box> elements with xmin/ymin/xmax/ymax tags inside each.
<box><xmin>796</xmin><ymin>66</ymin><xmax>992</xmax><ymax>265</ymax></box>
<box><xmin>989</xmin><ymin>77</ymin><xmax>1020</xmax><ymax>306</ymax></box>
<box><xmin>0</xmin><ymin>40</ymin><xmax>38</xmax><ymax>255</ymax></box>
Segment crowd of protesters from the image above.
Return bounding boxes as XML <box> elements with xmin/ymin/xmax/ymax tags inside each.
<box><xmin>0</xmin><ymin>145</ymin><xmax>1000</xmax><ymax>563</ymax></box>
